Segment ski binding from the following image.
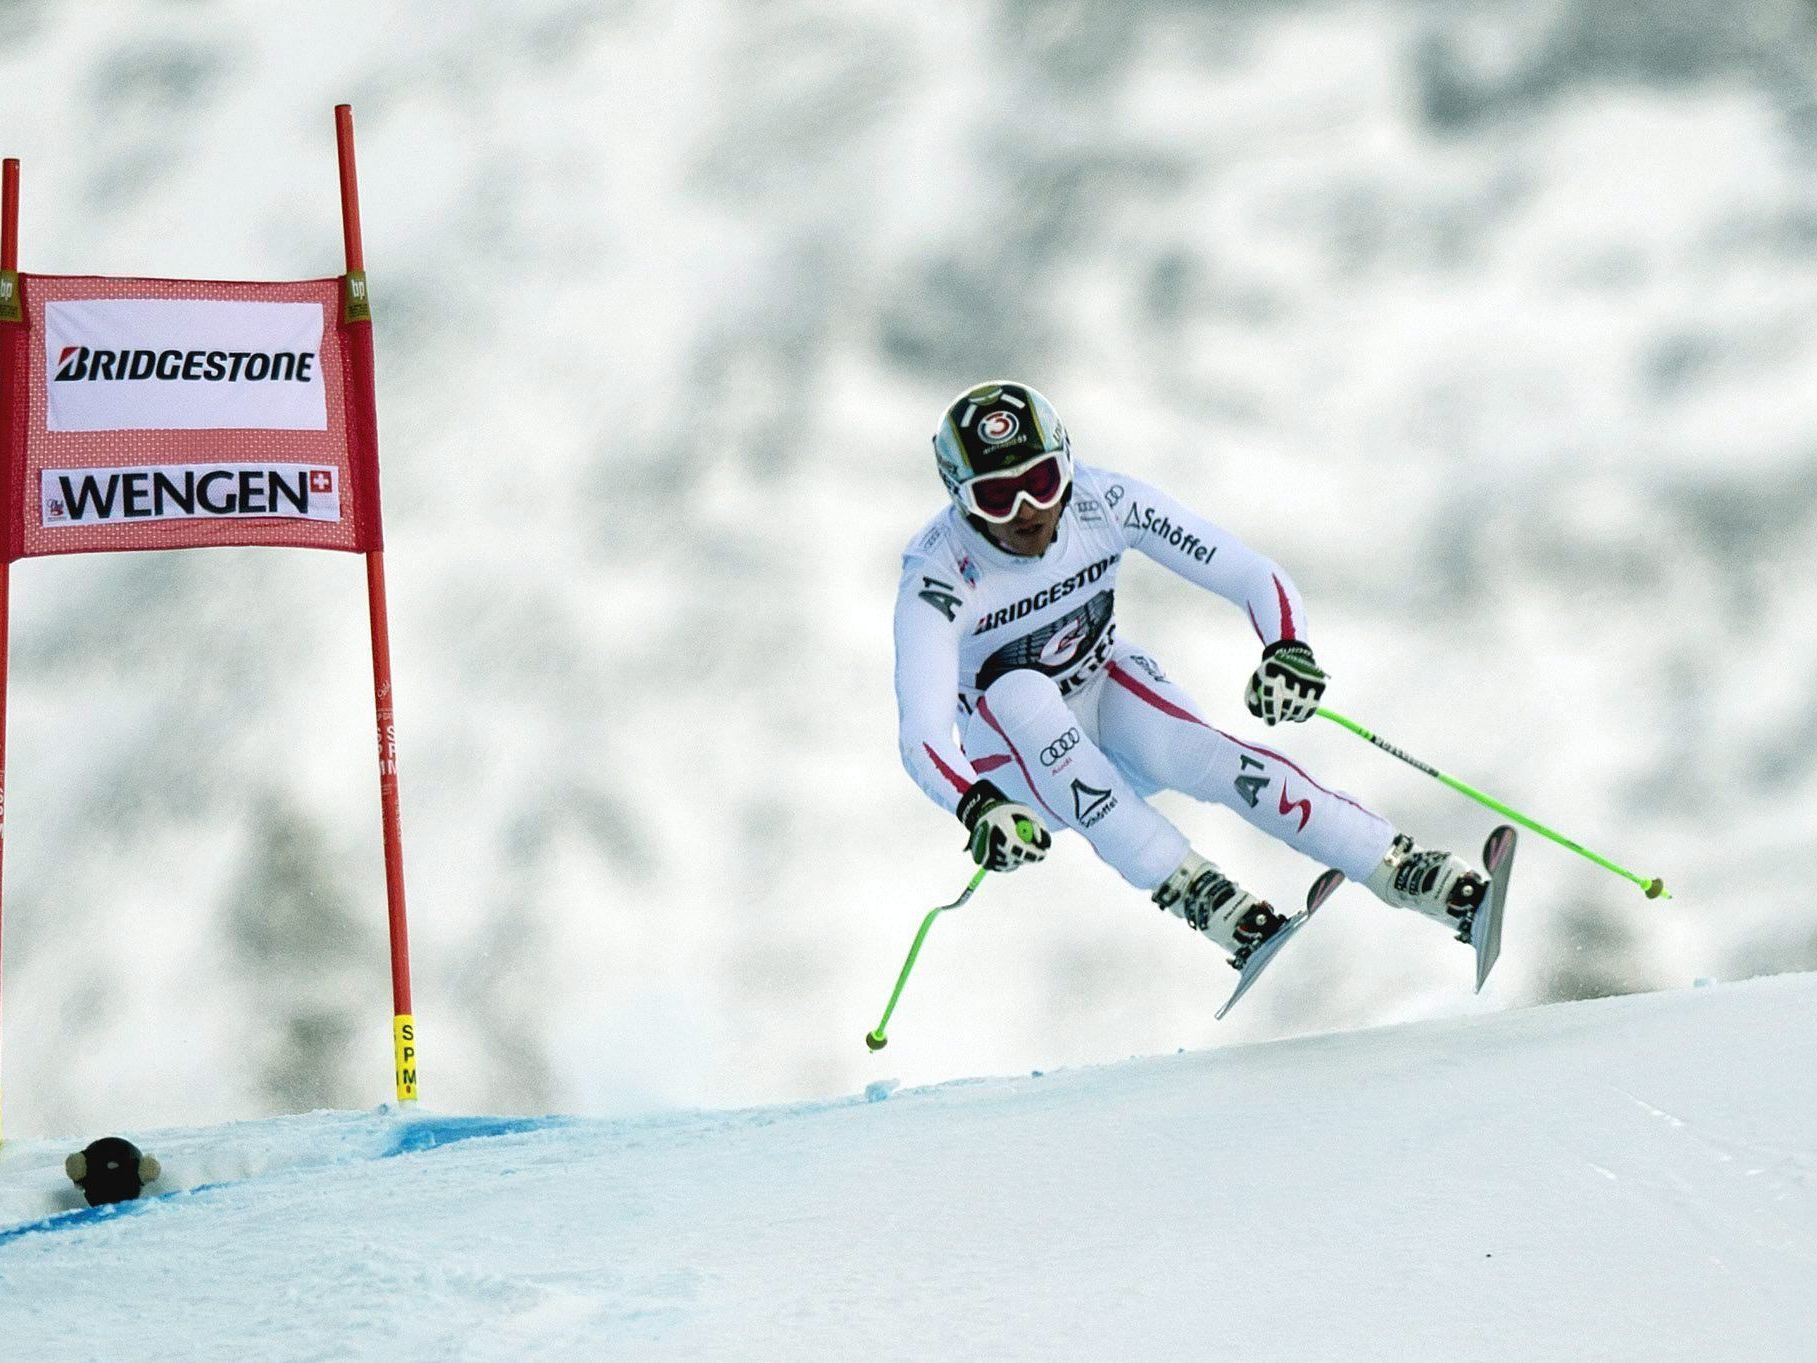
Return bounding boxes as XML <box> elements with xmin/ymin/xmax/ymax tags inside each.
<box><xmin>1215</xmin><ymin>868</ymin><xmax>1345</xmax><ymax>1021</ymax></box>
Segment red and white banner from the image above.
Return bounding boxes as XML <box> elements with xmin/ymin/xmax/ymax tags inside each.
<box><xmin>0</xmin><ymin>273</ymin><xmax>383</xmax><ymax>560</ymax></box>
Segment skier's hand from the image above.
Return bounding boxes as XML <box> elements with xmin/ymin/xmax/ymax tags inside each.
<box><xmin>957</xmin><ymin>779</ymin><xmax>1052</xmax><ymax>873</ymax></box>
<box><xmin>1245</xmin><ymin>640</ymin><xmax>1327</xmax><ymax>725</ymax></box>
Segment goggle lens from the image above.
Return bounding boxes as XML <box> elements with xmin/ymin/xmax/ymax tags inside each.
<box><xmin>968</xmin><ymin>453</ymin><xmax>1066</xmax><ymax>520</ymax></box>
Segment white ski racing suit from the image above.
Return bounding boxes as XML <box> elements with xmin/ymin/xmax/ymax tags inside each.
<box><xmin>893</xmin><ymin>464</ymin><xmax>1397</xmax><ymax>891</ymax></box>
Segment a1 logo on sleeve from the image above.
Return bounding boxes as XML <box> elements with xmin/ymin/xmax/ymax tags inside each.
<box><xmin>45</xmin><ymin>298</ymin><xmax>328</xmax><ymax>433</ymax></box>
<box><xmin>918</xmin><ymin>576</ymin><xmax>963</xmax><ymax>622</ymax></box>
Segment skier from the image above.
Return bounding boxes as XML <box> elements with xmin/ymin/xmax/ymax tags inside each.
<box><xmin>894</xmin><ymin>380</ymin><xmax>1491</xmax><ymax>970</ymax></box>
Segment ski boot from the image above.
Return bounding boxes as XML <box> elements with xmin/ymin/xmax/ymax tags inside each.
<box><xmin>1364</xmin><ymin>834</ymin><xmax>1487</xmax><ymax>943</ymax></box>
<box><xmin>1154</xmin><ymin>852</ymin><xmax>1287</xmax><ymax>969</ymax></box>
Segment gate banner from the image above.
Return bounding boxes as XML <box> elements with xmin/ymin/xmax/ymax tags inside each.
<box><xmin>0</xmin><ymin>273</ymin><xmax>383</xmax><ymax>561</ymax></box>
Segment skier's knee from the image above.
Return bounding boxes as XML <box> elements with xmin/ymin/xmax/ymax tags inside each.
<box><xmin>980</xmin><ymin>668</ymin><xmax>1065</xmax><ymax>725</ymax></box>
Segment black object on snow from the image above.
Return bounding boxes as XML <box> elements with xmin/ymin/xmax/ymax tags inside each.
<box><xmin>64</xmin><ymin>1136</ymin><xmax>161</xmax><ymax>1207</ymax></box>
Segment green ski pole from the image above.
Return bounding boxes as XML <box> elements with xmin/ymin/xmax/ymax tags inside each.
<box><xmin>865</xmin><ymin>856</ymin><xmax>1001</xmax><ymax>1052</ymax></box>
<box><xmin>1316</xmin><ymin>707</ymin><xmax>1669</xmax><ymax>900</ymax></box>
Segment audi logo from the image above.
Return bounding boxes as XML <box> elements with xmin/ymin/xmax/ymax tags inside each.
<box><xmin>1041</xmin><ymin>729</ymin><xmax>1082</xmax><ymax>766</ymax></box>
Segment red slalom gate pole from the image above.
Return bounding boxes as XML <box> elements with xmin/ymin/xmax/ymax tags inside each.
<box><xmin>0</xmin><ymin>155</ymin><xmax>15</xmax><ymax>1142</ymax></box>
<box><xmin>335</xmin><ymin>105</ymin><xmax>418</xmax><ymax>1106</ymax></box>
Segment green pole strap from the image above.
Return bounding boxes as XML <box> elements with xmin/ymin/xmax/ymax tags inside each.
<box><xmin>1316</xmin><ymin>707</ymin><xmax>1670</xmax><ymax>901</ymax></box>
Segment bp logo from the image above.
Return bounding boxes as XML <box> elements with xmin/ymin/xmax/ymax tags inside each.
<box><xmin>977</xmin><ymin>411</ymin><xmax>1020</xmax><ymax>444</ymax></box>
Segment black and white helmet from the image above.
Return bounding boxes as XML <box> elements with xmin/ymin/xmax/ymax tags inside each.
<box><xmin>932</xmin><ymin>381</ymin><xmax>1074</xmax><ymax>523</ymax></box>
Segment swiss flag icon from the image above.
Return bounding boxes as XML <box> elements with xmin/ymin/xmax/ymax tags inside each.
<box><xmin>309</xmin><ymin>469</ymin><xmax>334</xmax><ymax>494</ymax></box>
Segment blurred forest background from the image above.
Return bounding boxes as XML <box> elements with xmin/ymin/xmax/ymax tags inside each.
<box><xmin>0</xmin><ymin>0</ymin><xmax>1812</xmax><ymax>1135</ymax></box>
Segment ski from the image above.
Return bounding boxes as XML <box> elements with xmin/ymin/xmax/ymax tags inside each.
<box><xmin>1472</xmin><ymin>825</ymin><xmax>1518</xmax><ymax>992</ymax></box>
<box><xmin>1215</xmin><ymin>868</ymin><xmax>1346</xmax><ymax>1021</ymax></box>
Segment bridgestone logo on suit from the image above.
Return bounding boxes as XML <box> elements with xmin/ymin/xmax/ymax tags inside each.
<box><xmin>42</xmin><ymin>464</ymin><xmax>341</xmax><ymax>526</ymax></box>
<box><xmin>44</xmin><ymin>298</ymin><xmax>328</xmax><ymax>432</ymax></box>
<box><xmin>973</xmin><ymin>556</ymin><xmax>1117</xmax><ymax>634</ymax></box>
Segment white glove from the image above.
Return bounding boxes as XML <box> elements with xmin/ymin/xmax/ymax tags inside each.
<box><xmin>957</xmin><ymin>780</ymin><xmax>1052</xmax><ymax>873</ymax></box>
<box><xmin>1245</xmin><ymin>640</ymin><xmax>1327</xmax><ymax>726</ymax></box>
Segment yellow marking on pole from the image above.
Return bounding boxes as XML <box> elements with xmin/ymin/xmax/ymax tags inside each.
<box><xmin>393</xmin><ymin>1014</ymin><xmax>418</xmax><ymax>1104</ymax></box>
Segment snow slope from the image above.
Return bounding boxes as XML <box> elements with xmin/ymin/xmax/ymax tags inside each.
<box><xmin>3</xmin><ymin>974</ymin><xmax>1813</xmax><ymax>1362</ymax></box>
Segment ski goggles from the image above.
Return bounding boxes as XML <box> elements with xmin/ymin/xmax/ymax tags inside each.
<box><xmin>959</xmin><ymin>451</ymin><xmax>1071</xmax><ymax>523</ymax></box>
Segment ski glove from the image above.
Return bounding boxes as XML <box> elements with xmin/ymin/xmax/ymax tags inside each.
<box><xmin>1245</xmin><ymin>640</ymin><xmax>1327</xmax><ymax>725</ymax></box>
<box><xmin>956</xmin><ymin>779</ymin><xmax>1052</xmax><ymax>873</ymax></box>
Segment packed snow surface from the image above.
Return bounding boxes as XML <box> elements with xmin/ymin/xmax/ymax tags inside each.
<box><xmin>3</xmin><ymin>973</ymin><xmax>1813</xmax><ymax>1362</ymax></box>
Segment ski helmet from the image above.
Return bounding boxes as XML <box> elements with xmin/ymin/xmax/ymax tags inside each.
<box><xmin>932</xmin><ymin>381</ymin><xmax>1073</xmax><ymax>522</ymax></box>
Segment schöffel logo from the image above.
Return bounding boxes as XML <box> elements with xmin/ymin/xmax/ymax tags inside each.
<box><xmin>1121</xmin><ymin>503</ymin><xmax>1217</xmax><ymax>565</ymax></box>
<box><xmin>1071</xmin><ymin>778</ymin><xmax>1116</xmax><ymax>827</ymax></box>
<box><xmin>53</xmin><ymin>346</ymin><xmax>317</xmax><ymax>385</ymax></box>
<box><xmin>45</xmin><ymin>298</ymin><xmax>328</xmax><ymax>433</ymax></box>
<box><xmin>41</xmin><ymin>463</ymin><xmax>341</xmax><ymax>527</ymax></box>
